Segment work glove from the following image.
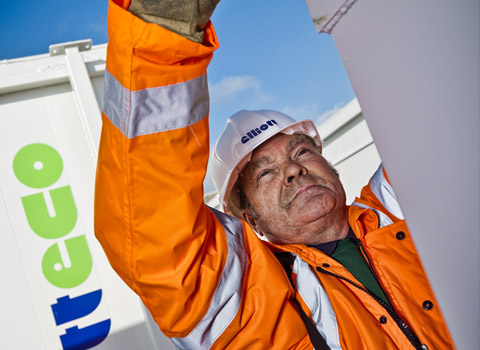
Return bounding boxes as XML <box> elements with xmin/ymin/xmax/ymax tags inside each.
<box><xmin>129</xmin><ymin>0</ymin><xmax>221</xmax><ymax>43</ymax></box>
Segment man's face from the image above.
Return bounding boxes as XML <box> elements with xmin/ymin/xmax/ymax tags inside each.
<box><xmin>239</xmin><ymin>133</ymin><xmax>348</xmax><ymax>245</ymax></box>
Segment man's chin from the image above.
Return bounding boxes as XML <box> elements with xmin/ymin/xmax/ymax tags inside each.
<box><xmin>290</xmin><ymin>195</ymin><xmax>337</xmax><ymax>224</ymax></box>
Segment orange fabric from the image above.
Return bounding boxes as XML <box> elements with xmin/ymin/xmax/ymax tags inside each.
<box><xmin>95</xmin><ymin>2</ymin><xmax>454</xmax><ymax>349</ymax></box>
<box><xmin>273</xmin><ymin>206</ymin><xmax>454</xmax><ymax>349</ymax></box>
<box><xmin>212</xmin><ymin>222</ymin><xmax>312</xmax><ymax>349</ymax></box>
<box><xmin>96</xmin><ymin>3</ymin><xmax>312</xmax><ymax>348</ymax></box>
<box><xmin>325</xmin><ymin>211</ymin><xmax>453</xmax><ymax>349</ymax></box>
<box><xmin>97</xmin><ymin>1</ymin><xmax>220</xmax><ymax>337</ymax></box>
<box><xmin>358</xmin><ymin>220</ymin><xmax>450</xmax><ymax>348</ymax></box>
<box><xmin>106</xmin><ymin>1</ymin><xmax>218</xmax><ymax>91</ymax></box>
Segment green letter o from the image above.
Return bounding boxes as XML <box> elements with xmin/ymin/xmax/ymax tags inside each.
<box><xmin>13</xmin><ymin>143</ymin><xmax>63</xmax><ymax>189</ymax></box>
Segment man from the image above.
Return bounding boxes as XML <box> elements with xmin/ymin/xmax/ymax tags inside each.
<box><xmin>95</xmin><ymin>0</ymin><xmax>454</xmax><ymax>349</ymax></box>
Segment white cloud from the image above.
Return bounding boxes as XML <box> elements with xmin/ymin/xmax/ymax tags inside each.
<box><xmin>315</xmin><ymin>103</ymin><xmax>345</xmax><ymax>126</ymax></box>
<box><xmin>281</xmin><ymin>104</ymin><xmax>319</xmax><ymax>121</ymax></box>
<box><xmin>209</xmin><ymin>75</ymin><xmax>261</xmax><ymax>100</ymax></box>
<box><xmin>280</xmin><ymin>102</ymin><xmax>347</xmax><ymax>126</ymax></box>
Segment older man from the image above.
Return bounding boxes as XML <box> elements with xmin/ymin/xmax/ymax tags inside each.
<box><xmin>95</xmin><ymin>1</ymin><xmax>454</xmax><ymax>349</ymax></box>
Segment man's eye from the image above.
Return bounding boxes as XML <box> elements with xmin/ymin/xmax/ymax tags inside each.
<box><xmin>298</xmin><ymin>148</ymin><xmax>310</xmax><ymax>156</ymax></box>
<box><xmin>259</xmin><ymin>170</ymin><xmax>270</xmax><ymax>178</ymax></box>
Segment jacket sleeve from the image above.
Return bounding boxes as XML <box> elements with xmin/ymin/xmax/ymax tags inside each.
<box><xmin>94</xmin><ymin>1</ymin><xmax>245</xmax><ymax>345</ymax></box>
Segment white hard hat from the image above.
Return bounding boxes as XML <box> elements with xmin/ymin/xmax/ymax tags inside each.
<box><xmin>211</xmin><ymin>110</ymin><xmax>322</xmax><ymax>218</ymax></box>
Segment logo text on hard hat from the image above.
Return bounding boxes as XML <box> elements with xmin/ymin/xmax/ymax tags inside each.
<box><xmin>241</xmin><ymin>119</ymin><xmax>278</xmax><ymax>144</ymax></box>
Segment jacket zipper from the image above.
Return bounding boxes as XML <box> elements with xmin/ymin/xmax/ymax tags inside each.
<box><xmin>315</xmin><ymin>239</ymin><xmax>426</xmax><ymax>350</ymax></box>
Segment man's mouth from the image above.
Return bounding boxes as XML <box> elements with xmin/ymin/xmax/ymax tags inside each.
<box><xmin>294</xmin><ymin>184</ymin><xmax>317</xmax><ymax>200</ymax></box>
<box><xmin>281</xmin><ymin>183</ymin><xmax>320</xmax><ymax>209</ymax></box>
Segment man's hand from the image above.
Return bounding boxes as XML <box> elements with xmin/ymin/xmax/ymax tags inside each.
<box><xmin>128</xmin><ymin>0</ymin><xmax>221</xmax><ymax>43</ymax></box>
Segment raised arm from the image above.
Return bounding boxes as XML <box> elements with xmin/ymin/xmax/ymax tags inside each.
<box><xmin>94</xmin><ymin>3</ymin><xmax>319</xmax><ymax>349</ymax></box>
<box><xmin>94</xmin><ymin>0</ymin><xmax>230</xmax><ymax>341</ymax></box>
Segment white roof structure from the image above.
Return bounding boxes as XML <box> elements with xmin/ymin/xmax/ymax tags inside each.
<box><xmin>318</xmin><ymin>98</ymin><xmax>380</xmax><ymax>204</ymax></box>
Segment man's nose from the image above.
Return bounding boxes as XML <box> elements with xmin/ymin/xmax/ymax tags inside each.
<box><xmin>283</xmin><ymin>161</ymin><xmax>307</xmax><ymax>185</ymax></box>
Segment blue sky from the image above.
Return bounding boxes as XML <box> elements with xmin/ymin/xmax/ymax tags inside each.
<box><xmin>209</xmin><ymin>1</ymin><xmax>355</xmax><ymax>142</ymax></box>
<box><xmin>1</xmin><ymin>1</ymin><xmax>355</xmax><ymax>142</ymax></box>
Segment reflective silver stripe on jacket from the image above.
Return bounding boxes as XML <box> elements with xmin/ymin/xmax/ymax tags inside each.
<box><xmin>102</xmin><ymin>70</ymin><xmax>209</xmax><ymax>138</ymax></box>
<box><xmin>171</xmin><ymin>207</ymin><xmax>247</xmax><ymax>349</ymax></box>
<box><xmin>353</xmin><ymin>164</ymin><xmax>402</xmax><ymax>228</ymax></box>
<box><xmin>369</xmin><ymin>164</ymin><xmax>404</xmax><ymax>220</ymax></box>
<box><xmin>293</xmin><ymin>256</ymin><xmax>342</xmax><ymax>350</ymax></box>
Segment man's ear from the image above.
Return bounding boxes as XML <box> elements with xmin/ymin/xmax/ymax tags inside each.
<box><xmin>242</xmin><ymin>210</ymin><xmax>264</xmax><ymax>237</ymax></box>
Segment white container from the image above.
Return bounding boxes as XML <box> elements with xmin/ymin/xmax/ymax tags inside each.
<box><xmin>0</xmin><ymin>40</ymin><xmax>175</xmax><ymax>350</ymax></box>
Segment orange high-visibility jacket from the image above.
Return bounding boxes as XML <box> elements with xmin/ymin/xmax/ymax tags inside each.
<box><xmin>95</xmin><ymin>3</ymin><xmax>455</xmax><ymax>349</ymax></box>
